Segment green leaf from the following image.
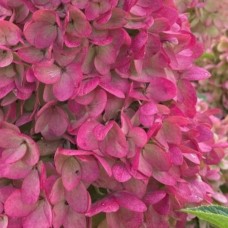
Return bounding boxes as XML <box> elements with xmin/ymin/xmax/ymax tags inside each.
<box><xmin>182</xmin><ymin>205</ymin><xmax>228</xmax><ymax>228</ymax></box>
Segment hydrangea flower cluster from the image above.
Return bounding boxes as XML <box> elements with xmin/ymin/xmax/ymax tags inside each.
<box><xmin>0</xmin><ymin>0</ymin><xmax>227</xmax><ymax>227</ymax></box>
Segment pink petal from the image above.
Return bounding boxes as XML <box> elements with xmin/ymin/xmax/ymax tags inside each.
<box><xmin>169</xmin><ymin>145</ymin><xmax>183</xmax><ymax>165</ymax></box>
<box><xmin>76</xmin><ymin>120</ymin><xmax>99</xmax><ymax>150</ymax></box>
<box><xmin>23</xmin><ymin>200</ymin><xmax>52</xmax><ymax>228</ymax></box>
<box><xmin>1</xmin><ymin>143</ymin><xmax>27</xmax><ymax>164</ymax></box>
<box><xmin>65</xmin><ymin>182</ymin><xmax>91</xmax><ymax>213</ymax></box>
<box><xmin>153</xmin><ymin>195</ymin><xmax>170</xmax><ymax>215</ymax></box>
<box><xmin>77</xmin><ymin>77</ymin><xmax>100</xmax><ymax>96</ymax></box>
<box><xmin>49</xmin><ymin>178</ymin><xmax>65</xmax><ymax>205</ymax></box>
<box><xmin>86</xmin><ymin>196</ymin><xmax>119</xmax><ymax>217</ymax></box>
<box><xmin>21</xmin><ymin>170</ymin><xmax>40</xmax><ymax>204</ymax></box>
<box><xmin>114</xmin><ymin>191</ymin><xmax>147</xmax><ymax>212</ymax></box>
<box><xmin>63</xmin><ymin>208</ymin><xmax>86</xmax><ymax>228</ymax></box>
<box><xmin>112</xmin><ymin>163</ymin><xmax>131</xmax><ymax>182</ymax></box>
<box><xmin>0</xmin><ymin>161</ymin><xmax>32</xmax><ymax>179</ymax></box>
<box><xmin>62</xmin><ymin>157</ymin><xmax>81</xmax><ymax>191</ymax></box>
<box><xmin>0</xmin><ymin>21</ymin><xmax>21</xmax><ymax>46</ymax></box>
<box><xmin>181</xmin><ymin>66</ymin><xmax>210</xmax><ymax>81</ymax></box>
<box><xmin>143</xmin><ymin>144</ymin><xmax>171</xmax><ymax>171</ymax></box>
<box><xmin>67</xmin><ymin>6</ymin><xmax>92</xmax><ymax>37</ymax></box>
<box><xmin>128</xmin><ymin>127</ymin><xmax>148</xmax><ymax>147</ymax></box>
<box><xmin>99</xmin><ymin>122</ymin><xmax>128</xmax><ymax>158</ymax></box>
<box><xmin>0</xmin><ymin>49</ymin><xmax>13</xmax><ymax>67</ymax></box>
<box><xmin>94</xmin><ymin>8</ymin><xmax>127</xmax><ymax>30</ymax></box>
<box><xmin>52</xmin><ymin>202</ymin><xmax>67</xmax><ymax>228</ymax></box>
<box><xmin>4</xmin><ymin>190</ymin><xmax>36</xmax><ymax>217</ymax></box>
<box><xmin>162</xmin><ymin>121</ymin><xmax>182</xmax><ymax>145</ymax></box>
<box><xmin>33</xmin><ymin>62</ymin><xmax>61</xmax><ymax>84</ymax></box>
<box><xmin>17</xmin><ymin>47</ymin><xmax>44</xmax><ymax>64</ymax></box>
<box><xmin>144</xmin><ymin>190</ymin><xmax>166</xmax><ymax>205</ymax></box>
<box><xmin>146</xmin><ymin>77</ymin><xmax>176</xmax><ymax>102</ymax></box>
<box><xmin>0</xmin><ymin>129</ymin><xmax>23</xmax><ymax>148</ymax></box>
<box><xmin>24</xmin><ymin>21</ymin><xmax>57</xmax><ymax>48</ymax></box>
<box><xmin>152</xmin><ymin>170</ymin><xmax>176</xmax><ymax>186</ymax></box>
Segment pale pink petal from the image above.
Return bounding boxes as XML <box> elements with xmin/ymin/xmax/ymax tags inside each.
<box><xmin>0</xmin><ymin>215</ymin><xmax>8</xmax><ymax>228</ymax></box>
<box><xmin>49</xmin><ymin>178</ymin><xmax>65</xmax><ymax>205</ymax></box>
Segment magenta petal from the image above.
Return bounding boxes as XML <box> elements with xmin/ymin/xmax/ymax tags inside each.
<box><xmin>65</xmin><ymin>182</ymin><xmax>91</xmax><ymax>213</ymax></box>
<box><xmin>114</xmin><ymin>191</ymin><xmax>147</xmax><ymax>212</ymax></box>
<box><xmin>153</xmin><ymin>195</ymin><xmax>170</xmax><ymax>215</ymax></box>
<box><xmin>86</xmin><ymin>196</ymin><xmax>119</xmax><ymax>217</ymax></box>
<box><xmin>4</xmin><ymin>190</ymin><xmax>36</xmax><ymax>217</ymax></box>
<box><xmin>23</xmin><ymin>200</ymin><xmax>52</xmax><ymax>228</ymax></box>
<box><xmin>21</xmin><ymin>170</ymin><xmax>40</xmax><ymax>204</ymax></box>
<box><xmin>62</xmin><ymin>157</ymin><xmax>81</xmax><ymax>191</ymax></box>
<box><xmin>169</xmin><ymin>145</ymin><xmax>183</xmax><ymax>165</ymax></box>
<box><xmin>33</xmin><ymin>63</ymin><xmax>61</xmax><ymax>84</ymax></box>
